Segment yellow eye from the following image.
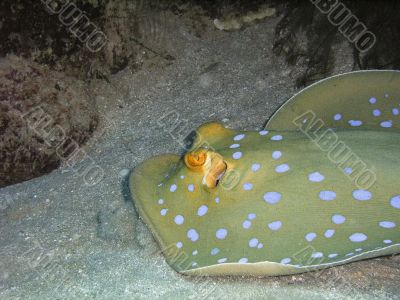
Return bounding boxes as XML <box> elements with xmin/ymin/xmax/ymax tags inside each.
<box><xmin>184</xmin><ymin>150</ymin><xmax>207</xmax><ymax>171</ymax></box>
<box><xmin>184</xmin><ymin>149</ymin><xmax>228</xmax><ymax>188</ymax></box>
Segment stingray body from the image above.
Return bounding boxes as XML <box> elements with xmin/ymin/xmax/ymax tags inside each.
<box><xmin>130</xmin><ymin>71</ymin><xmax>400</xmax><ymax>276</ymax></box>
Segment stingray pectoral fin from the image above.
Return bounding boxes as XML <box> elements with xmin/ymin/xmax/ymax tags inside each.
<box><xmin>266</xmin><ymin>70</ymin><xmax>400</xmax><ymax>132</ymax></box>
<box><xmin>129</xmin><ymin>154</ymin><xmax>180</xmax><ymax>225</ymax></box>
<box><xmin>182</xmin><ymin>261</ymin><xmax>303</xmax><ymax>276</ymax></box>
<box><xmin>183</xmin><ymin>242</ymin><xmax>400</xmax><ymax>276</ymax></box>
<box><xmin>129</xmin><ymin>155</ymin><xmax>181</xmax><ymax>253</ymax></box>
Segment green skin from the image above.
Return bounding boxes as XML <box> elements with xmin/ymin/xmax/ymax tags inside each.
<box><xmin>130</xmin><ymin>71</ymin><xmax>400</xmax><ymax>276</ymax></box>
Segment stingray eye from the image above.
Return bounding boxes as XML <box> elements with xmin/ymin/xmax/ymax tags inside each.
<box><xmin>184</xmin><ymin>150</ymin><xmax>207</xmax><ymax>171</ymax></box>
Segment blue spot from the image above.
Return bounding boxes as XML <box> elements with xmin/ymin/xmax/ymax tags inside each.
<box><xmin>216</xmin><ymin>228</ymin><xmax>228</xmax><ymax>239</ymax></box>
<box><xmin>233</xmin><ymin>134</ymin><xmax>245</xmax><ymax>141</ymax></box>
<box><xmin>217</xmin><ymin>258</ymin><xmax>227</xmax><ymax>263</ymax></box>
<box><xmin>281</xmin><ymin>258</ymin><xmax>291</xmax><ymax>264</ymax></box>
<box><xmin>344</xmin><ymin>167</ymin><xmax>353</xmax><ymax>174</ymax></box>
<box><xmin>272</xmin><ymin>151</ymin><xmax>282</xmax><ymax>160</ymax></box>
<box><xmin>333</xmin><ymin>113</ymin><xmax>342</xmax><ymax>121</ymax></box>
<box><xmin>271</xmin><ymin>135</ymin><xmax>283</xmax><ymax>141</ymax></box>
<box><xmin>349</xmin><ymin>233</ymin><xmax>367</xmax><ymax>242</ymax></box>
<box><xmin>311</xmin><ymin>252</ymin><xmax>323</xmax><ymax>258</ymax></box>
<box><xmin>232</xmin><ymin>152</ymin><xmax>242</xmax><ymax>159</ymax></box>
<box><xmin>197</xmin><ymin>205</ymin><xmax>208</xmax><ymax>217</ymax></box>
<box><xmin>380</xmin><ymin>120</ymin><xmax>393</xmax><ymax>128</ymax></box>
<box><xmin>238</xmin><ymin>258</ymin><xmax>248</xmax><ymax>263</ymax></box>
<box><xmin>305</xmin><ymin>232</ymin><xmax>317</xmax><ymax>242</ymax></box>
<box><xmin>319</xmin><ymin>191</ymin><xmax>336</xmax><ymax>201</ymax></box>
<box><xmin>174</xmin><ymin>215</ymin><xmax>184</xmax><ymax>225</ymax></box>
<box><xmin>391</xmin><ymin>195</ymin><xmax>400</xmax><ymax>209</ymax></box>
<box><xmin>229</xmin><ymin>143</ymin><xmax>240</xmax><ymax>149</ymax></box>
<box><xmin>248</xmin><ymin>213</ymin><xmax>256</xmax><ymax>220</ymax></box>
<box><xmin>268</xmin><ymin>221</ymin><xmax>282</xmax><ymax>231</ymax></box>
<box><xmin>353</xmin><ymin>190</ymin><xmax>372</xmax><ymax>201</ymax></box>
<box><xmin>324</xmin><ymin>229</ymin><xmax>335</xmax><ymax>238</ymax></box>
<box><xmin>379</xmin><ymin>221</ymin><xmax>396</xmax><ymax>228</ymax></box>
<box><xmin>243</xmin><ymin>182</ymin><xmax>253</xmax><ymax>191</ymax></box>
<box><xmin>275</xmin><ymin>164</ymin><xmax>290</xmax><ymax>173</ymax></box>
<box><xmin>348</xmin><ymin>120</ymin><xmax>363</xmax><ymax>127</ymax></box>
<box><xmin>373</xmin><ymin>109</ymin><xmax>381</xmax><ymax>117</ymax></box>
<box><xmin>263</xmin><ymin>192</ymin><xmax>281</xmax><ymax>204</ymax></box>
<box><xmin>210</xmin><ymin>248</ymin><xmax>220</xmax><ymax>255</ymax></box>
<box><xmin>308</xmin><ymin>172</ymin><xmax>325</xmax><ymax>182</ymax></box>
<box><xmin>251</xmin><ymin>163</ymin><xmax>261</xmax><ymax>172</ymax></box>
<box><xmin>242</xmin><ymin>220</ymin><xmax>251</xmax><ymax>229</ymax></box>
<box><xmin>248</xmin><ymin>238</ymin><xmax>259</xmax><ymax>248</ymax></box>
<box><xmin>332</xmin><ymin>214</ymin><xmax>346</xmax><ymax>224</ymax></box>
<box><xmin>187</xmin><ymin>229</ymin><xmax>199</xmax><ymax>242</ymax></box>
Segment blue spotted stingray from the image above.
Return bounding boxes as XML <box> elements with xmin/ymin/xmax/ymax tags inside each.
<box><xmin>130</xmin><ymin>71</ymin><xmax>400</xmax><ymax>276</ymax></box>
